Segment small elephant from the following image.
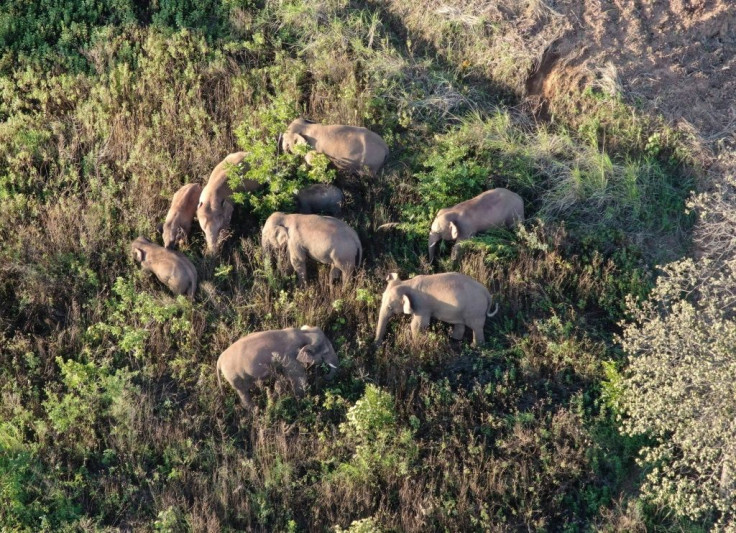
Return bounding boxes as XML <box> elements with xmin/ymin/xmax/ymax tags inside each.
<box><xmin>428</xmin><ymin>188</ymin><xmax>524</xmax><ymax>262</ymax></box>
<box><xmin>374</xmin><ymin>272</ymin><xmax>499</xmax><ymax>346</ymax></box>
<box><xmin>296</xmin><ymin>183</ymin><xmax>344</xmax><ymax>216</ymax></box>
<box><xmin>197</xmin><ymin>152</ymin><xmax>261</xmax><ymax>253</ymax></box>
<box><xmin>131</xmin><ymin>236</ymin><xmax>197</xmax><ymax>298</ymax></box>
<box><xmin>279</xmin><ymin>118</ymin><xmax>389</xmax><ymax>176</ymax></box>
<box><xmin>262</xmin><ymin>212</ymin><xmax>362</xmax><ymax>286</ymax></box>
<box><xmin>216</xmin><ymin>325</ymin><xmax>339</xmax><ymax>408</ymax></box>
<box><xmin>159</xmin><ymin>183</ymin><xmax>202</xmax><ymax>249</ymax></box>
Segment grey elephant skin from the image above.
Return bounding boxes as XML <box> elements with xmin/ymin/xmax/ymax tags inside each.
<box><xmin>428</xmin><ymin>188</ymin><xmax>524</xmax><ymax>262</ymax></box>
<box><xmin>197</xmin><ymin>152</ymin><xmax>261</xmax><ymax>253</ymax></box>
<box><xmin>374</xmin><ymin>272</ymin><xmax>499</xmax><ymax>346</ymax></box>
<box><xmin>161</xmin><ymin>183</ymin><xmax>202</xmax><ymax>249</ymax></box>
<box><xmin>131</xmin><ymin>236</ymin><xmax>197</xmax><ymax>298</ymax></box>
<box><xmin>262</xmin><ymin>212</ymin><xmax>362</xmax><ymax>286</ymax></box>
<box><xmin>296</xmin><ymin>183</ymin><xmax>344</xmax><ymax>216</ymax></box>
<box><xmin>280</xmin><ymin>118</ymin><xmax>389</xmax><ymax>176</ymax></box>
<box><xmin>216</xmin><ymin>326</ymin><xmax>338</xmax><ymax>408</ymax></box>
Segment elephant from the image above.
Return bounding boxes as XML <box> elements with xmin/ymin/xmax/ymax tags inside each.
<box><xmin>428</xmin><ymin>188</ymin><xmax>524</xmax><ymax>262</ymax></box>
<box><xmin>159</xmin><ymin>183</ymin><xmax>202</xmax><ymax>249</ymax></box>
<box><xmin>216</xmin><ymin>325</ymin><xmax>338</xmax><ymax>408</ymax></box>
<box><xmin>261</xmin><ymin>212</ymin><xmax>362</xmax><ymax>286</ymax></box>
<box><xmin>197</xmin><ymin>152</ymin><xmax>261</xmax><ymax>253</ymax></box>
<box><xmin>131</xmin><ymin>236</ymin><xmax>197</xmax><ymax>297</ymax></box>
<box><xmin>279</xmin><ymin>118</ymin><xmax>389</xmax><ymax>176</ymax></box>
<box><xmin>296</xmin><ymin>183</ymin><xmax>344</xmax><ymax>216</ymax></box>
<box><xmin>374</xmin><ymin>272</ymin><xmax>499</xmax><ymax>347</ymax></box>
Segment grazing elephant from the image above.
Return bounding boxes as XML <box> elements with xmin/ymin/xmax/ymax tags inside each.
<box><xmin>374</xmin><ymin>272</ymin><xmax>499</xmax><ymax>346</ymax></box>
<box><xmin>428</xmin><ymin>188</ymin><xmax>524</xmax><ymax>262</ymax></box>
<box><xmin>296</xmin><ymin>183</ymin><xmax>344</xmax><ymax>216</ymax></box>
<box><xmin>160</xmin><ymin>183</ymin><xmax>202</xmax><ymax>249</ymax></box>
<box><xmin>197</xmin><ymin>152</ymin><xmax>261</xmax><ymax>253</ymax></box>
<box><xmin>279</xmin><ymin>118</ymin><xmax>389</xmax><ymax>176</ymax></box>
<box><xmin>216</xmin><ymin>326</ymin><xmax>338</xmax><ymax>408</ymax></box>
<box><xmin>261</xmin><ymin>212</ymin><xmax>362</xmax><ymax>286</ymax></box>
<box><xmin>131</xmin><ymin>236</ymin><xmax>197</xmax><ymax>298</ymax></box>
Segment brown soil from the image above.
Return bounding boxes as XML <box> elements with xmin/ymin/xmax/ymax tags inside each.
<box><xmin>527</xmin><ymin>0</ymin><xmax>736</xmax><ymax>151</ymax></box>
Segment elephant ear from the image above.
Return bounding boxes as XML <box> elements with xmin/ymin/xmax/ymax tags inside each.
<box><xmin>133</xmin><ymin>247</ymin><xmax>146</xmax><ymax>263</ymax></box>
<box><xmin>450</xmin><ymin>220</ymin><xmax>461</xmax><ymax>240</ymax></box>
<box><xmin>275</xmin><ymin>225</ymin><xmax>289</xmax><ymax>247</ymax></box>
<box><xmin>294</xmin><ymin>133</ymin><xmax>308</xmax><ymax>146</ymax></box>
<box><xmin>296</xmin><ymin>345</ymin><xmax>316</xmax><ymax>366</ymax></box>
<box><xmin>402</xmin><ymin>293</ymin><xmax>414</xmax><ymax>315</ymax></box>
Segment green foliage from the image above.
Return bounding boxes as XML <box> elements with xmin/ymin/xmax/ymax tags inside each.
<box><xmin>620</xmin><ymin>258</ymin><xmax>736</xmax><ymax>526</ymax></box>
<box><xmin>233</xmin><ymin>94</ymin><xmax>339</xmax><ymax>218</ymax></box>
<box><xmin>335</xmin><ymin>385</ymin><xmax>417</xmax><ymax>484</ymax></box>
<box><xmin>44</xmin><ymin>357</ymin><xmax>139</xmax><ymax>456</ymax></box>
<box><xmin>86</xmin><ymin>277</ymin><xmax>191</xmax><ymax>361</ymax></box>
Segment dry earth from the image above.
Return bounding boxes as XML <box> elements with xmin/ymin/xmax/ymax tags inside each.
<box><xmin>529</xmin><ymin>0</ymin><xmax>736</xmax><ymax>146</ymax></box>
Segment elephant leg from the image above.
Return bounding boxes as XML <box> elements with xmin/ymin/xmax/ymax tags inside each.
<box><xmin>469</xmin><ymin>320</ymin><xmax>486</xmax><ymax>346</ymax></box>
<box><xmin>451</xmin><ymin>323</ymin><xmax>466</xmax><ymax>340</ymax></box>
<box><xmin>330</xmin><ymin>265</ymin><xmax>342</xmax><ymax>284</ymax></box>
<box><xmin>410</xmin><ymin>314</ymin><xmax>430</xmax><ymax>340</ymax></box>
<box><xmin>232</xmin><ymin>376</ymin><xmax>254</xmax><ymax>408</ymax></box>
<box><xmin>289</xmin><ymin>248</ymin><xmax>308</xmax><ymax>286</ymax></box>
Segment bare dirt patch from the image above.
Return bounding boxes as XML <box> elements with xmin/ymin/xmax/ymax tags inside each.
<box><xmin>527</xmin><ymin>0</ymin><xmax>736</xmax><ymax>150</ymax></box>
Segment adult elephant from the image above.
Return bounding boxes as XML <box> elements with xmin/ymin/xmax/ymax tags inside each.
<box><xmin>374</xmin><ymin>272</ymin><xmax>499</xmax><ymax>347</ymax></box>
<box><xmin>428</xmin><ymin>188</ymin><xmax>524</xmax><ymax>262</ymax></box>
<box><xmin>216</xmin><ymin>326</ymin><xmax>338</xmax><ymax>408</ymax></box>
<box><xmin>261</xmin><ymin>212</ymin><xmax>362</xmax><ymax>286</ymax></box>
<box><xmin>197</xmin><ymin>152</ymin><xmax>261</xmax><ymax>253</ymax></box>
<box><xmin>279</xmin><ymin>118</ymin><xmax>389</xmax><ymax>177</ymax></box>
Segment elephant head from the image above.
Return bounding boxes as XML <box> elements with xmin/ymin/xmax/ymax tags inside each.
<box><xmin>197</xmin><ymin>198</ymin><xmax>233</xmax><ymax>253</ymax></box>
<box><xmin>428</xmin><ymin>211</ymin><xmax>461</xmax><ymax>262</ymax></box>
<box><xmin>299</xmin><ymin>325</ymin><xmax>339</xmax><ymax>379</ymax></box>
<box><xmin>374</xmin><ymin>273</ymin><xmax>414</xmax><ymax>344</ymax></box>
<box><xmin>162</xmin><ymin>223</ymin><xmax>186</xmax><ymax>250</ymax></box>
<box><xmin>280</xmin><ymin>118</ymin><xmax>313</xmax><ymax>154</ymax></box>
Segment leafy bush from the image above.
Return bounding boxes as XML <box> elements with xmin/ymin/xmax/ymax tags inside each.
<box><xmin>620</xmin><ymin>257</ymin><xmax>736</xmax><ymax>526</ymax></box>
<box><xmin>335</xmin><ymin>385</ymin><xmax>417</xmax><ymax>484</ymax></box>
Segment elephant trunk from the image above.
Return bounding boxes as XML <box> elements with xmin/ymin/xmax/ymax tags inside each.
<box><xmin>204</xmin><ymin>228</ymin><xmax>219</xmax><ymax>254</ymax></box>
<box><xmin>374</xmin><ymin>306</ymin><xmax>391</xmax><ymax>344</ymax></box>
<box><xmin>324</xmin><ymin>343</ymin><xmax>338</xmax><ymax>380</ymax></box>
<box><xmin>428</xmin><ymin>232</ymin><xmax>441</xmax><ymax>262</ymax></box>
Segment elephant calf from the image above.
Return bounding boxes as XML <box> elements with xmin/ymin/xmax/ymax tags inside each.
<box><xmin>429</xmin><ymin>188</ymin><xmax>524</xmax><ymax>262</ymax></box>
<box><xmin>131</xmin><ymin>236</ymin><xmax>197</xmax><ymax>297</ymax></box>
<box><xmin>374</xmin><ymin>272</ymin><xmax>499</xmax><ymax>346</ymax></box>
<box><xmin>160</xmin><ymin>183</ymin><xmax>202</xmax><ymax>249</ymax></box>
<box><xmin>280</xmin><ymin>118</ymin><xmax>389</xmax><ymax>176</ymax></box>
<box><xmin>296</xmin><ymin>183</ymin><xmax>344</xmax><ymax>216</ymax></box>
<box><xmin>262</xmin><ymin>212</ymin><xmax>362</xmax><ymax>286</ymax></box>
<box><xmin>197</xmin><ymin>152</ymin><xmax>261</xmax><ymax>253</ymax></box>
<box><xmin>216</xmin><ymin>326</ymin><xmax>338</xmax><ymax>408</ymax></box>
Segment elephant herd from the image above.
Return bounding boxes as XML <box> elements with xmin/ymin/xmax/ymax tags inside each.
<box><xmin>131</xmin><ymin>118</ymin><xmax>525</xmax><ymax>409</ymax></box>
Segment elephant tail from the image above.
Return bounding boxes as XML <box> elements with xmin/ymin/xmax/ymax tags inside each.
<box><xmin>487</xmin><ymin>296</ymin><xmax>499</xmax><ymax>318</ymax></box>
<box><xmin>355</xmin><ymin>236</ymin><xmax>363</xmax><ymax>267</ymax></box>
<box><xmin>216</xmin><ymin>358</ymin><xmax>223</xmax><ymax>393</ymax></box>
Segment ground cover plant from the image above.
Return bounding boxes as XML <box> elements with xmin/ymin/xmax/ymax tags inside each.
<box><xmin>1</xmin><ymin>0</ymin><xmax>730</xmax><ymax>531</ymax></box>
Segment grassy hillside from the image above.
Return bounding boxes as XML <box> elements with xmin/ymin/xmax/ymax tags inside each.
<box><xmin>0</xmin><ymin>0</ymin><xmax>710</xmax><ymax>531</ymax></box>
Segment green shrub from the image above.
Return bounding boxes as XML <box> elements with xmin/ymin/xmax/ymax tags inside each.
<box><xmin>620</xmin><ymin>258</ymin><xmax>736</xmax><ymax>527</ymax></box>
